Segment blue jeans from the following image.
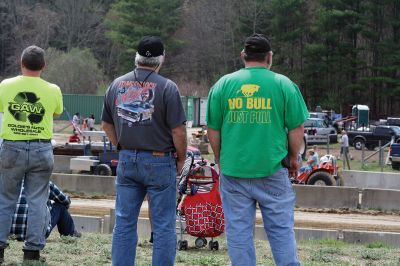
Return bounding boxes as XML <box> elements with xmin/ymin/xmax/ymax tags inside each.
<box><xmin>0</xmin><ymin>141</ymin><xmax>53</xmax><ymax>251</ymax></box>
<box><xmin>50</xmin><ymin>203</ymin><xmax>76</xmax><ymax>237</ymax></box>
<box><xmin>112</xmin><ymin>150</ymin><xmax>177</xmax><ymax>266</ymax></box>
<box><xmin>220</xmin><ymin>168</ymin><xmax>300</xmax><ymax>266</ymax></box>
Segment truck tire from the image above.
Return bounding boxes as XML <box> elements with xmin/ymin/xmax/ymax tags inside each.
<box><xmin>307</xmin><ymin>171</ymin><xmax>335</xmax><ymax>186</ymax></box>
<box><xmin>392</xmin><ymin>162</ymin><xmax>400</xmax><ymax>171</ymax></box>
<box><xmin>95</xmin><ymin>164</ymin><xmax>113</xmax><ymax>176</ymax></box>
<box><xmin>329</xmin><ymin>133</ymin><xmax>337</xmax><ymax>143</ymax></box>
<box><xmin>353</xmin><ymin>138</ymin><xmax>364</xmax><ymax>150</ymax></box>
<box><xmin>366</xmin><ymin>144</ymin><xmax>375</xmax><ymax>151</ymax></box>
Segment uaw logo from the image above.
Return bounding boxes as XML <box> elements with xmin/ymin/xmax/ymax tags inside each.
<box><xmin>8</xmin><ymin>92</ymin><xmax>45</xmax><ymax>124</ymax></box>
<box><xmin>238</xmin><ymin>84</ymin><xmax>259</xmax><ymax>97</ymax></box>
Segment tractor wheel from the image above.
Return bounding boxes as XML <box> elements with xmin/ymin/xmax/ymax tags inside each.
<box><xmin>366</xmin><ymin>144</ymin><xmax>375</xmax><ymax>151</ymax></box>
<box><xmin>353</xmin><ymin>139</ymin><xmax>364</xmax><ymax>150</ymax></box>
<box><xmin>307</xmin><ymin>171</ymin><xmax>335</xmax><ymax>186</ymax></box>
<box><xmin>95</xmin><ymin>164</ymin><xmax>112</xmax><ymax>176</ymax></box>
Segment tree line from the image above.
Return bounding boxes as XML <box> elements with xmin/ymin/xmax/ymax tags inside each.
<box><xmin>0</xmin><ymin>0</ymin><xmax>399</xmax><ymax>118</ymax></box>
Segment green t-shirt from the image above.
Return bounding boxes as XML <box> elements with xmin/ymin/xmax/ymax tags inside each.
<box><xmin>206</xmin><ymin>67</ymin><xmax>309</xmax><ymax>178</ymax></box>
<box><xmin>0</xmin><ymin>75</ymin><xmax>63</xmax><ymax>140</ymax></box>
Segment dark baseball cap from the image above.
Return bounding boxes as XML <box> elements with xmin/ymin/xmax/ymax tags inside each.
<box><xmin>137</xmin><ymin>36</ymin><xmax>164</xmax><ymax>57</ymax></box>
<box><xmin>244</xmin><ymin>34</ymin><xmax>271</xmax><ymax>54</ymax></box>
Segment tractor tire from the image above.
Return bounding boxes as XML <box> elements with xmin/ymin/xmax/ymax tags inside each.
<box><xmin>329</xmin><ymin>134</ymin><xmax>337</xmax><ymax>144</ymax></box>
<box><xmin>307</xmin><ymin>171</ymin><xmax>335</xmax><ymax>186</ymax></box>
<box><xmin>366</xmin><ymin>144</ymin><xmax>375</xmax><ymax>151</ymax></box>
<box><xmin>353</xmin><ymin>138</ymin><xmax>364</xmax><ymax>150</ymax></box>
<box><xmin>95</xmin><ymin>164</ymin><xmax>112</xmax><ymax>176</ymax></box>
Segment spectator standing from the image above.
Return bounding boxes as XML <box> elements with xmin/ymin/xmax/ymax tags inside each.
<box><xmin>87</xmin><ymin>114</ymin><xmax>95</xmax><ymax>131</ymax></box>
<box><xmin>207</xmin><ymin>34</ymin><xmax>308</xmax><ymax>266</ymax></box>
<box><xmin>72</xmin><ymin>112</ymin><xmax>80</xmax><ymax>133</ymax></box>
<box><xmin>340</xmin><ymin>130</ymin><xmax>352</xmax><ymax>168</ymax></box>
<box><xmin>0</xmin><ymin>45</ymin><xmax>63</xmax><ymax>263</ymax></box>
<box><xmin>10</xmin><ymin>181</ymin><xmax>81</xmax><ymax>241</ymax></box>
<box><xmin>101</xmin><ymin>36</ymin><xmax>187</xmax><ymax>266</ymax></box>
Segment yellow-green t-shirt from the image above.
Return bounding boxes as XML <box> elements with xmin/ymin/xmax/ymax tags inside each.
<box><xmin>206</xmin><ymin>67</ymin><xmax>309</xmax><ymax>178</ymax></box>
<box><xmin>0</xmin><ymin>76</ymin><xmax>63</xmax><ymax>140</ymax></box>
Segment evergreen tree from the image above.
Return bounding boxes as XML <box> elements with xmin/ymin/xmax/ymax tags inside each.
<box><xmin>105</xmin><ymin>0</ymin><xmax>183</xmax><ymax>72</ymax></box>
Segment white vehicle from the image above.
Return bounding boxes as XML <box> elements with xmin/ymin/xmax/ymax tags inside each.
<box><xmin>304</xmin><ymin>118</ymin><xmax>337</xmax><ymax>143</ymax></box>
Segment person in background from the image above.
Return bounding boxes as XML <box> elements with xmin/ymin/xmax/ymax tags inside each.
<box><xmin>87</xmin><ymin>114</ymin><xmax>95</xmax><ymax>131</ymax></box>
<box><xmin>0</xmin><ymin>45</ymin><xmax>63</xmax><ymax>263</ymax></box>
<box><xmin>207</xmin><ymin>33</ymin><xmax>307</xmax><ymax>266</ymax></box>
<box><xmin>101</xmin><ymin>36</ymin><xmax>187</xmax><ymax>266</ymax></box>
<box><xmin>72</xmin><ymin>112</ymin><xmax>80</xmax><ymax>134</ymax></box>
<box><xmin>299</xmin><ymin>149</ymin><xmax>318</xmax><ymax>173</ymax></box>
<box><xmin>312</xmin><ymin>145</ymin><xmax>319</xmax><ymax>165</ymax></box>
<box><xmin>10</xmin><ymin>181</ymin><xmax>81</xmax><ymax>241</ymax></box>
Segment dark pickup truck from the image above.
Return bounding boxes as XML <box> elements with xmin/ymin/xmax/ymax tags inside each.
<box><xmin>390</xmin><ymin>143</ymin><xmax>400</xmax><ymax>170</ymax></box>
<box><xmin>347</xmin><ymin>126</ymin><xmax>400</xmax><ymax>150</ymax></box>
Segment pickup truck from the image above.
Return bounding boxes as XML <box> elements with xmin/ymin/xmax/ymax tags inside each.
<box><xmin>390</xmin><ymin>143</ymin><xmax>400</xmax><ymax>170</ymax></box>
<box><xmin>347</xmin><ymin>126</ymin><xmax>400</xmax><ymax>150</ymax></box>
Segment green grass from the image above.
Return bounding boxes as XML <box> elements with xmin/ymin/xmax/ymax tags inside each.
<box><xmin>3</xmin><ymin>234</ymin><xmax>400</xmax><ymax>265</ymax></box>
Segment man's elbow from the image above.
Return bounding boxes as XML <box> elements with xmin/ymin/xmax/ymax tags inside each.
<box><xmin>172</xmin><ymin>124</ymin><xmax>187</xmax><ymax>137</ymax></box>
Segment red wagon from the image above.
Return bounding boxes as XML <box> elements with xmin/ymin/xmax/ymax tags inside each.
<box><xmin>176</xmin><ymin>156</ymin><xmax>224</xmax><ymax>250</ymax></box>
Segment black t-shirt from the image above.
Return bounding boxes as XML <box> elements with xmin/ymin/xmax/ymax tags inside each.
<box><xmin>102</xmin><ymin>68</ymin><xmax>186</xmax><ymax>152</ymax></box>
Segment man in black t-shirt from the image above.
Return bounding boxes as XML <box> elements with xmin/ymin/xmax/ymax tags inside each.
<box><xmin>101</xmin><ymin>36</ymin><xmax>187</xmax><ymax>266</ymax></box>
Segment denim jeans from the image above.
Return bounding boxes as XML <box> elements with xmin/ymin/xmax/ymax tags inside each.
<box><xmin>220</xmin><ymin>168</ymin><xmax>300</xmax><ymax>266</ymax></box>
<box><xmin>112</xmin><ymin>150</ymin><xmax>177</xmax><ymax>266</ymax></box>
<box><xmin>0</xmin><ymin>141</ymin><xmax>53</xmax><ymax>251</ymax></box>
<box><xmin>50</xmin><ymin>203</ymin><xmax>76</xmax><ymax>236</ymax></box>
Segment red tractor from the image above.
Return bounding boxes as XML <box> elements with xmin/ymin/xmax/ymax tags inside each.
<box><xmin>291</xmin><ymin>155</ymin><xmax>342</xmax><ymax>186</ymax></box>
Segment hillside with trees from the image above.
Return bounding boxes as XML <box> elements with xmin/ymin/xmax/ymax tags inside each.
<box><xmin>0</xmin><ymin>0</ymin><xmax>399</xmax><ymax>118</ymax></box>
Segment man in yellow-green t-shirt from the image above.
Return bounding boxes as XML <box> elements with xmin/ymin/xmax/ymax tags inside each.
<box><xmin>0</xmin><ymin>46</ymin><xmax>63</xmax><ymax>264</ymax></box>
<box><xmin>207</xmin><ymin>34</ymin><xmax>308</xmax><ymax>266</ymax></box>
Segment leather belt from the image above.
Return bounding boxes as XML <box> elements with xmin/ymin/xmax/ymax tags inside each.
<box><xmin>119</xmin><ymin>147</ymin><xmax>173</xmax><ymax>157</ymax></box>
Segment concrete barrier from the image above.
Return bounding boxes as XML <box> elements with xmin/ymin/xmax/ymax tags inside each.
<box><xmin>342</xmin><ymin>170</ymin><xmax>400</xmax><ymax>189</ymax></box>
<box><xmin>361</xmin><ymin>189</ymin><xmax>400</xmax><ymax>211</ymax></box>
<box><xmin>72</xmin><ymin>215</ymin><xmax>103</xmax><ymax>233</ymax></box>
<box><xmin>294</xmin><ymin>185</ymin><xmax>359</xmax><ymax>209</ymax></box>
<box><xmin>343</xmin><ymin>230</ymin><xmax>400</xmax><ymax>247</ymax></box>
<box><xmin>51</xmin><ymin>173</ymin><xmax>115</xmax><ymax>195</ymax></box>
<box><xmin>54</xmin><ymin>155</ymin><xmax>74</xmax><ymax>174</ymax></box>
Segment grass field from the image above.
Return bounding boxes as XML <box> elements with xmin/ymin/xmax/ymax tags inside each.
<box><xmin>3</xmin><ymin>233</ymin><xmax>400</xmax><ymax>265</ymax></box>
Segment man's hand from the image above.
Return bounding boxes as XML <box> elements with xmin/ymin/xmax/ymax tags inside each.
<box><xmin>288</xmin><ymin>156</ymin><xmax>300</xmax><ymax>178</ymax></box>
<box><xmin>176</xmin><ymin>157</ymin><xmax>185</xmax><ymax>175</ymax></box>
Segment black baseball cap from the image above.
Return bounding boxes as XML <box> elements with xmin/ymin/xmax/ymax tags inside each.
<box><xmin>244</xmin><ymin>34</ymin><xmax>271</xmax><ymax>54</ymax></box>
<box><xmin>137</xmin><ymin>36</ymin><xmax>164</xmax><ymax>57</ymax></box>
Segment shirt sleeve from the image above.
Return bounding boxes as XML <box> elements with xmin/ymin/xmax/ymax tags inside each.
<box><xmin>206</xmin><ymin>82</ymin><xmax>223</xmax><ymax>131</ymax></box>
<box><xmin>164</xmin><ymin>80</ymin><xmax>186</xmax><ymax>129</ymax></box>
<box><xmin>101</xmin><ymin>84</ymin><xmax>114</xmax><ymax>124</ymax></box>
<box><xmin>49</xmin><ymin>182</ymin><xmax>71</xmax><ymax>208</ymax></box>
<box><xmin>284</xmin><ymin>81</ymin><xmax>309</xmax><ymax>131</ymax></box>
<box><xmin>54</xmin><ymin>86</ymin><xmax>64</xmax><ymax>115</ymax></box>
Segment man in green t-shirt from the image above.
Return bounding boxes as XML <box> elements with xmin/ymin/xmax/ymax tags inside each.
<box><xmin>207</xmin><ymin>34</ymin><xmax>308</xmax><ymax>266</ymax></box>
<box><xmin>0</xmin><ymin>46</ymin><xmax>63</xmax><ymax>264</ymax></box>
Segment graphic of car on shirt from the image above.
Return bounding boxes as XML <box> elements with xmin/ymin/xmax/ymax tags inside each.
<box><xmin>117</xmin><ymin>101</ymin><xmax>154</xmax><ymax>123</ymax></box>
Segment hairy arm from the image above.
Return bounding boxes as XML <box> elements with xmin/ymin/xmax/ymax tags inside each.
<box><xmin>172</xmin><ymin>124</ymin><xmax>187</xmax><ymax>174</ymax></box>
<box><xmin>287</xmin><ymin>124</ymin><xmax>305</xmax><ymax>177</ymax></box>
<box><xmin>101</xmin><ymin>121</ymin><xmax>118</xmax><ymax>146</ymax></box>
<box><xmin>207</xmin><ymin>128</ymin><xmax>221</xmax><ymax>164</ymax></box>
